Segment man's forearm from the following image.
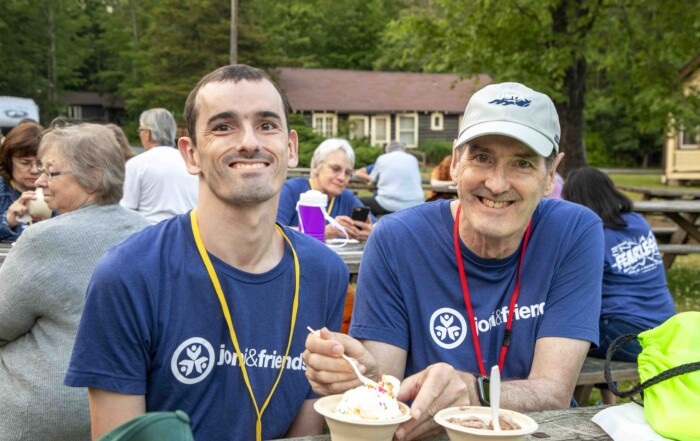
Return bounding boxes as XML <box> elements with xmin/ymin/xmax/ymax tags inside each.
<box><xmin>500</xmin><ymin>377</ymin><xmax>572</xmax><ymax>412</ymax></box>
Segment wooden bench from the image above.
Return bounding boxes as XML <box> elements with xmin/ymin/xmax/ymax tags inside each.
<box><xmin>657</xmin><ymin>243</ymin><xmax>700</xmax><ymax>255</ymax></box>
<box><xmin>652</xmin><ymin>226</ymin><xmax>677</xmax><ymax>243</ymax></box>
<box><xmin>574</xmin><ymin>356</ymin><xmax>638</xmax><ymax>405</ymax></box>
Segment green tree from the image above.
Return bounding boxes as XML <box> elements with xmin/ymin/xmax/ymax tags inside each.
<box><xmin>0</xmin><ymin>0</ymin><xmax>93</xmax><ymax>122</ymax></box>
<box><xmin>376</xmin><ymin>0</ymin><xmax>700</xmax><ymax>173</ymax></box>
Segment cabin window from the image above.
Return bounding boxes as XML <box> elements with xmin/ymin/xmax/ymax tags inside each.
<box><xmin>371</xmin><ymin>115</ymin><xmax>391</xmax><ymax>146</ymax></box>
<box><xmin>312</xmin><ymin>113</ymin><xmax>337</xmax><ymax>137</ymax></box>
<box><xmin>430</xmin><ymin>112</ymin><xmax>444</xmax><ymax>131</ymax></box>
<box><xmin>397</xmin><ymin>113</ymin><xmax>418</xmax><ymax>148</ymax></box>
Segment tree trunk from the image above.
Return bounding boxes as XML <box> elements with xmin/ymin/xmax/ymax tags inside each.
<box><xmin>550</xmin><ymin>0</ymin><xmax>594</xmax><ymax>178</ymax></box>
<box><xmin>46</xmin><ymin>2</ymin><xmax>57</xmax><ymax>111</ymax></box>
<box><xmin>557</xmin><ymin>56</ymin><xmax>588</xmax><ymax>177</ymax></box>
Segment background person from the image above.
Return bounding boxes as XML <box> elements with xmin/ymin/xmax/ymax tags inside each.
<box><xmin>65</xmin><ymin>64</ymin><xmax>349</xmax><ymax>441</ymax></box>
<box><xmin>304</xmin><ymin>82</ymin><xmax>604</xmax><ymax>440</ymax></box>
<box><xmin>277</xmin><ymin>138</ymin><xmax>374</xmax><ymax>242</ymax></box>
<box><xmin>360</xmin><ymin>141</ymin><xmax>424</xmax><ymax>216</ymax></box>
<box><xmin>105</xmin><ymin>123</ymin><xmax>137</xmax><ymax>162</ymax></box>
<box><xmin>120</xmin><ymin>108</ymin><xmax>198</xmax><ymax>224</ymax></box>
<box><xmin>0</xmin><ymin>123</ymin><xmax>149</xmax><ymax>441</ymax></box>
<box><xmin>562</xmin><ymin>166</ymin><xmax>676</xmax><ymax>403</ymax></box>
<box><xmin>354</xmin><ymin>162</ymin><xmax>375</xmax><ymax>186</ymax></box>
<box><xmin>549</xmin><ymin>172</ymin><xmax>564</xmax><ymax>199</ymax></box>
<box><xmin>426</xmin><ymin>154</ymin><xmax>456</xmax><ymax>201</ymax></box>
<box><xmin>0</xmin><ymin>121</ymin><xmax>47</xmax><ymax>241</ymax></box>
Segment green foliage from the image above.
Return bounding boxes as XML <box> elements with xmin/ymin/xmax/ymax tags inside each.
<box><xmin>290</xmin><ymin>114</ymin><xmax>381</xmax><ymax>168</ymax></box>
<box><xmin>353</xmin><ymin>143</ymin><xmax>382</xmax><ymax>168</ymax></box>
<box><xmin>290</xmin><ymin>114</ymin><xmax>325</xmax><ymax>167</ymax></box>
<box><xmin>377</xmin><ymin>0</ymin><xmax>700</xmax><ymax>171</ymax></box>
<box><xmin>418</xmin><ymin>138</ymin><xmax>453</xmax><ymax>165</ymax></box>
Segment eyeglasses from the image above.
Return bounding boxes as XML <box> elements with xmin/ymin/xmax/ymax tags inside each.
<box><xmin>324</xmin><ymin>163</ymin><xmax>354</xmax><ymax>179</ymax></box>
<box><xmin>37</xmin><ymin>167</ymin><xmax>72</xmax><ymax>180</ymax></box>
<box><xmin>138</xmin><ymin>127</ymin><xmax>149</xmax><ymax>133</ymax></box>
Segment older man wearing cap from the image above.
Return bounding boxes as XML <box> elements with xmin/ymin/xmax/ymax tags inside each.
<box><xmin>304</xmin><ymin>83</ymin><xmax>604</xmax><ymax>440</ymax></box>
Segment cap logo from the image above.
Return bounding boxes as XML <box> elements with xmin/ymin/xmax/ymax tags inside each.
<box><xmin>488</xmin><ymin>95</ymin><xmax>531</xmax><ymax>107</ymax></box>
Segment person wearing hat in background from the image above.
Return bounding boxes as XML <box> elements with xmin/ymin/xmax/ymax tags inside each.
<box><xmin>304</xmin><ymin>82</ymin><xmax>605</xmax><ymax>440</ymax></box>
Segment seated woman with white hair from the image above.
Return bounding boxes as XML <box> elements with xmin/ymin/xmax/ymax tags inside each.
<box><xmin>0</xmin><ymin>123</ymin><xmax>150</xmax><ymax>440</ymax></box>
<box><xmin>277</xmin><ymin>138</ymin><xmax>375</xmax><ymax>242</ymax></box>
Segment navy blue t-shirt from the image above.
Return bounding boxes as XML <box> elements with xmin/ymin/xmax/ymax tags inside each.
<box><xmin>351</xmin><ymin>199</ymin><xmax>604</xmax><ymax>380</ymax></box>
<box><xmin>65</xmin><ymin>213</ymin><xmax>348</xmax><ymax>441</ymax></box>
<box><xmin>601</xmin><ymin>212</ymin><xmax>675</xmax><ymax>329</ymax></box>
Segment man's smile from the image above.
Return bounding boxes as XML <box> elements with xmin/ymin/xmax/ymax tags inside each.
<box><xmin>479</xmin><ymin>196</ymin><xmax>513</xmax><ymax>209</ymax></box>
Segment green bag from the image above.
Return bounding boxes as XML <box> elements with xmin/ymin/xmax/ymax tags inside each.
<box><xmin>97</xmin><ymin>410</ymin><xmax>194</xmax><ymax>441</ymax></box>
<box><xmin>605</xmin><ymin>311</ymin><xmax>700</xmax><ymax>441</ymax></box>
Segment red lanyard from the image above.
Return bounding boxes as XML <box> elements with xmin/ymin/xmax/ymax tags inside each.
<box><xmin>453</xmin><ymin>205</ymin><xmax>532</xmax><ymax>376</ymax></box>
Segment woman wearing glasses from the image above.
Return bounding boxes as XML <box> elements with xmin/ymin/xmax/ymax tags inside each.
<box><xmin>0</xmin><ymin>121</ymin><xmax>48</xmax><ymax>241</ymax></box>
<box><xmin>0</xmin><ymin>123</ymin><xmax>149</xmax><ymax>440</ymax></box>
<box><xmin>277</xmin><ymin>138</ymin><xmax>375</xmax><ymax>242</ymax></box>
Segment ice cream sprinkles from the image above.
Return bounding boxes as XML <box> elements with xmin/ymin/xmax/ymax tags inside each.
<box><xmin>335</xmin><ymin>375</ymin><xmax>404</xmax><ymax>420</ymax></box>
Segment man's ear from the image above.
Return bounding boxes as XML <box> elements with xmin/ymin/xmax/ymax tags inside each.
<box><xmin>450</xmin><ymin>141</ymin><xmax>462</xmax><ymax>182</ymax></box>
<box><xmin>543</xmin><ymin>152</ymin><xmax>565</xmax><ymax>196</ymax></box>
<box><xmin>178</xmin><ymin>137</ymin><xmax>201</xmax><ymax>175</ymax></box>
<box><xmin>287</xmin><ymin>129</ymin><xmax>299</xmax><ymax>169</ymax></box>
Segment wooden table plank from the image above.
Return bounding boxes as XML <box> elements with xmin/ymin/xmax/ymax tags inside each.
<box><xmin>276</xmin><ymin>406</ymin><xmax>611</xmax><ymax>440</ymax></box>
<box><xmin>618</xmin><ymin>185</ymin><xmax>700</xmax><ymax>200</ymax></box>
<box><xmin>329</xmin><ymin>241</ymin><xmax>364</xmax><ymax>278</ymax></box>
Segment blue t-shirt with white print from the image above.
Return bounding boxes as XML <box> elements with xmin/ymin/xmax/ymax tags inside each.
<box><xmin>601</xmin><ymin>211</ymin><xmax>675</xmax><ymax>330</ymax></box>
<box><xmin>65</xmin><ymin>213</ymin><xmax>348</xmax><ymax>441</ymax></box>
<box><xmin>350</xmin><ymin>198</ymin><xmax>603</xmax><ymax>380</ymax></box>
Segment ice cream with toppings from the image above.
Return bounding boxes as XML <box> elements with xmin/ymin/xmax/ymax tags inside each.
<box><xmin>335</xmin><ymin>375</ymin><xmax>404</xmax><ymax>421</ymax></box>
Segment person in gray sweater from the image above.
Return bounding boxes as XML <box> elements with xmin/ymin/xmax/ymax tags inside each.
<box><xmin>0</xmin><ymin>123</ymin><xmax>149</xmax><ymax>441</ymax></box>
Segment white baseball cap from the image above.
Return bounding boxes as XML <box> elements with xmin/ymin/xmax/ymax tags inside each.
<box><xmin>455</xmin><ymin>82</ymin><xmax>561</xmax><ymax>156</ymax></box>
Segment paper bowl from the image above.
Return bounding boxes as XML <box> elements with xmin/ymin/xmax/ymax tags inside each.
<box><xmin>434</xmin><ymin>406</ymin><xmax>538</xmax><ymax>441</ymax></box>
<box><xmin>314</xmin><ymin>394</ymin><xmax>411</xmax><ymax>441</ymax></box>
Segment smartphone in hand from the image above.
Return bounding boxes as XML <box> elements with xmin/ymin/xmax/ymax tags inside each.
<box><xmin>351</xmin><ymin>206</ymin><xmax>370</xmax><ymax>222</ymax></box>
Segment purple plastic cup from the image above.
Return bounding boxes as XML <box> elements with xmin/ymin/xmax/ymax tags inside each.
<box><xmin>297</xmin><ymin>190</ymin><xmax>328</xmax><ymax>242</ymax></box>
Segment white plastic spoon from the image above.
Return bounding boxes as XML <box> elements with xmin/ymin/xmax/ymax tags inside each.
<box><xmin>306</xmin><ymin>326</ymin><xmax>378</xmax><ymax>387</ymax></box>
<box><xmin>490</xmin><ymin>364</ymin><xmax>501</xmax><ymax>431</ymax></box>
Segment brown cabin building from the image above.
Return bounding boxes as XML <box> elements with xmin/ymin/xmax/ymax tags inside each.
<box><xmin>663</xmin><ymin>54</ymin><xmax>700</xmax><ymax>184</ymax></box>
<box><xmin>274</xmin><ymin>67</ymin><xmax>491</xmax><ymax>149</ymax></box>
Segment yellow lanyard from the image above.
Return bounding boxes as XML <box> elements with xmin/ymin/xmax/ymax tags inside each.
<box><xmin>189</xmin><ymin>210</ymin><xmax>300</xmax><ymax>441</ymax></box>
<box><xmin>308</xmin><ymin>179</ymin><xmax>335</xmax><ymax>214</ymax></box>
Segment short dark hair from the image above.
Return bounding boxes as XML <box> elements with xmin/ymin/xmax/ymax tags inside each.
<box><xmin>183</xmin><ymin>64</ymin><xmax>291</xmax><ymax>146</ymax></box>
<box><xmin>561</xmin><ymin>167</ymin><xmax>632</xmax><ymax>229</ymax></box>
<box><xmin>0</xmin><ymin>122</ymin><xmax>43</xmax><ymax>181</ymax></box>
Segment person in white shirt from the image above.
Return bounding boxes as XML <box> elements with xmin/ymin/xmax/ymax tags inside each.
<box><xmin>360</xmin><ymin>141</ymin><xmax>425</xmax><ymax>216</ymax></box>
<box><xmin>120</xmin><ymin>108</ymin><xmax>198</xmax><ymax>223</ymax></box>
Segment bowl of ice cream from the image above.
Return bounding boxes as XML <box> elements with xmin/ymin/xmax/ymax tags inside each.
<box><xmin>434</xmin><ymin>406</ymin><xmax>538</xmax><ymax>441</ymax></box>
<box><xmin>314</xmin><ymin>375</ymin><xmax>411</xmax><ymax>441</ymax></box>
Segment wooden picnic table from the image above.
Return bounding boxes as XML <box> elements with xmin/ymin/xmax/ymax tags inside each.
<box><xmin>632</xmin><ymin>199</ymin><xmax>700</xmax><ymax>268</ymax></box>
<box><xmin>618</xmin><ymin>185</ymin><xmax>700</xmax><ymax>200</ymax></box>
<box><xmin>328</xmin><ymin>240</ymin><xmax>364</xmax><ymax>280</ymax></box>
<box><xmin>0</xmin><ymin>241</ymin><xmax>11</xmax><ymax>266</ymax></box>
<box><xmin>277</xmin><ymin>405</ymin><xmax>611</xmax><ymax>440</ymax></box>
<box><xmin>428</xmin><ymin>184</ymin><xmax>458</xmax><ymax>195</ymax></box>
